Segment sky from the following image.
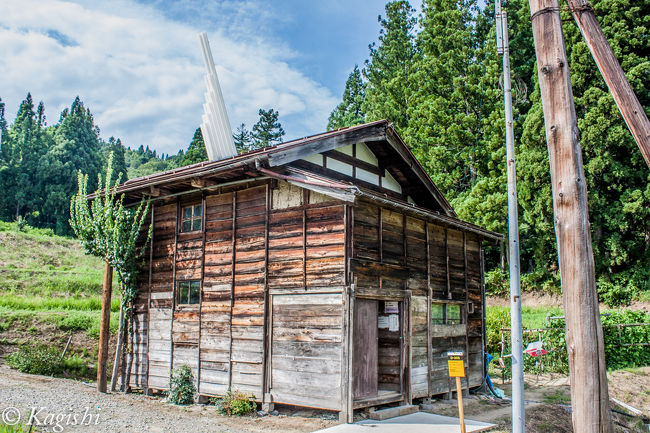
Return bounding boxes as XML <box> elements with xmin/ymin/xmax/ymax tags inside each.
<box><xmin>0</xmin><ymin>0</ymin><xmax>391</xmax><ymax>155</ymax></box>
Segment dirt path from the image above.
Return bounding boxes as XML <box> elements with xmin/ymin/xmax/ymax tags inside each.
<box><xmin>0</xmin><ymin>366</ymin><xmax>337</xmax><ymax>433</ymax></box>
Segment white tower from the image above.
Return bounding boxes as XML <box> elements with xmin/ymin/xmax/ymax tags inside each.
<box><xmin>199</xmin><ymin>32</ymin><xmax>237</xmax><ymax>161</ymax></box>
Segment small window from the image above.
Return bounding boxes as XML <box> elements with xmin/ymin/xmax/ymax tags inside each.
<box><xmin>431</xmin><ymin>303</ymin><xmax>445</xmax><ymax>325</ymax></box>
<box><xmin>447</xmin><ymin>304</ymin><xmax>462</xmax><ymax>325</ymax></box>
<box><xmin>181</xmin><ymin>204</ymin><xmax>202</xmax><ymax>232</ymax></box>
<box><xmin>431</xmin><ymin>303</ymin><xmax>463</xmax><ymax>325</ymax></box>
<box><xmin>178</xmin><ymin>280</ymin><xmax>201</xmax><ymax>305</ymax></box>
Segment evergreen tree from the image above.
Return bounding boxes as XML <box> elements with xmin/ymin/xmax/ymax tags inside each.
<box><xmin>517</xmin><ymin>0</ymin><xmax>650</xmax><ymax>302</ymax></box>
<box><xmin>103</xmin><ymin>137</ymin><xmax>127</xmax><ymax>184</ymax></box>
<box><xmin>252</xmin><ymin>108</ymin><xmax>285</xmax><ymax>148</ymax></box>
<box><xmin>178</xmin><ymin>128</ymin><xmax>208</xmax><ymax>167</ymax></box>
<box><xmin>4</xmin><ymin>94</ymin><xmax>49</xmax><ymax>222</ymax></box>
<box><xmin>37</xmin><ymin>97</ymin><xmax>102</xmax><ymax>234</ymax></box>
<box><xmin>405</xmin><ymin>0</ymin><xmax>484</xmax><ymax>198</ymax></box>
<box><xmin>233</xmin><ymin>123</ymin><xmax>253</xmax><ymax>153</ymax></box>
<box><xmin>362</xmin><ymin>1</ymin><xmax>418</xmax><ymax>131</ymax></box>
<box><xmin>328</xmin><ymin>65</ymin><xmax>366</xmax><ymax>130</ymax></box>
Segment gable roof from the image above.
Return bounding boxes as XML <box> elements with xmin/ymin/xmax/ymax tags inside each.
<box><xmin>119</xmin><ymin>120</ymin><xmax>454</xmax><ymax>214</ymax></box>
<box><xmin>115</xmin><ymin>120</ymin><xmax>502</xmax><ymax>240</ymax></box>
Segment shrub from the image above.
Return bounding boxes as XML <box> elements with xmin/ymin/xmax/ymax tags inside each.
<box><xmin>168</xmin><ymin>365</ymin><xmax>196</xmax><ymax>405</ymax></box>
<box><xmin>213</xmin><ymin>389</ymin><xmax>256</xmax><ymax>416</ymax></box>
<box><xmin>6</xmin><ymin>345</ymin><xmax>63</xmax><ymax>376</ymax></box>
<box><xmin>56</xmin><ymin>312</ymin><xmax>96</xmax><ymax>332</ymax></box>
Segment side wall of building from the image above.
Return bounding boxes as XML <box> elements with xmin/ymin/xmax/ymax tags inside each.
<box><xmin>351</xmin><ymin>200</ymin><xmax>485</xmax><ymax>398</ymax></box>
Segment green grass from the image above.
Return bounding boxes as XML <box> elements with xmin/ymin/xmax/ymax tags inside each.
<box><xmin>487</xmin><ymin>305</ymin><xmax>564</xmax><ymax>329</ymax></box>
<box><xmin>544</xmin><ymin>389</ymin><xmax>571</xmax><ymax>404</ymax></box>
<box><xmin>0</xmin><ymin>221</ymin><xmax>112</xmax><ymax>298</ymax></box>
<box><xmin>0</xmin><ymin>309</ymin><xmax>120</xmax><ymax>337</ymax></box>
<box><xmin>0</xmin><ymin>294</ymin><xmax>119</xmax><ymax>312</ymax></box>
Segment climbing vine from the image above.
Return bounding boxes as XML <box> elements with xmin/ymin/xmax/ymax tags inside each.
<box><xmin>69</xmin><ymin>152</ymin><xmax>152</xmax><ymax>311</ymax></box>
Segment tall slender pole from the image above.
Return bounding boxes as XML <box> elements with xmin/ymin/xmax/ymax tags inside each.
<box><xmin>495</xmin><ymin>4</ymin><xmax>524</xmax><ymax>432</ymax></box>
<box><xmin>565</xmin><ymin>0</ymin><xmax>650</xmax><ymax>166</ymax></box>
<box><xmin>528</xmin><ymin>0</ymin><xmax>614</xmax><ymax>430</ymax></box>
<box><xmin>97</xmin><ymin>260</ymin><xmax>113</xmax><ymax>393</ymax></box>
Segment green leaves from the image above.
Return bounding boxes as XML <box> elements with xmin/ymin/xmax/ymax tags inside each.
<box><xmin>69</xmin><ymin>151</ymin><xmax>152</xmax><ymax>309</ymax></box>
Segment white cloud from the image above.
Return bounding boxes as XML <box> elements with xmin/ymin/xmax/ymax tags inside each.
<box><xmin>0</xmin><ymin>0</ymin><xmax>337</xmax><ymax>153</ymax></box>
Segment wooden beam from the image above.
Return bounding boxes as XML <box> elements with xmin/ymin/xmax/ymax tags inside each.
<box><xmin>267</xmin><ymin>123</ymin><xmax>386</xmax><ymax>167</ymax></box>
<box><xmin>565</xmin><ymin>0</ymin><xmax>650</xmax><ymax>166</ymax></box>
<box><xmin>463</xmin><ymin>232</ymin><xmax>470</xmax><ymax>393</ymax></box>
<box><xmin>528</xmin><ymin>0</ymin><xmax>614</xmax><ymax>431</ymax></box>
<box><xmin>262</xmin><ymin>183</ymin><xmax>271</xmax><ymax>407</ymax></box>
<box><xmin>425</xmin><ymin>223</ymin><xmax>432</xmax><ymax>401</ymax></box>
<box><xmin>169</xmin><ymin>199</ymin><xmax>179</xmax><ymax>382</ymax></box>
<box><xmin>148</xmin><ymin>185</ymin><xmax>171</xmax><ymax>197</ymax></box>
<box><xmin>190</xmin><ymin>177</ymin><xmax>217</xmax><ymax>189</ymax></box>
<box><xmin>228</xmin><ymin>191</ymin><xmax>237</xmax><ymax>389</ymax></box>
<box><xmin>145</xmin><ymin>203</ymin><xmax>154</xmax><ymax>393</ymax></box>
<box><xmin>196</xmin><ymin>192</ymin><xmax>206</xmax><ymax>393</ymax></box>
<box><xmin>97</xmin><ymin>260</ymin><xmax>113</xmax><ymax>393</ymax></box>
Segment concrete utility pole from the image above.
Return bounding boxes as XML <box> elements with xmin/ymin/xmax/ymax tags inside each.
<box><xmin>495</xmin><ymin>3</ymin><xmax>524</xmax><ymax>432</ymax></box>
<box><xmin>97</xmin><ymin>261</ymin><xmax>113</xmax><ymax>393</ymax></box>
<box><xmin>566</xmin><ymin>0</ymin><xmax>650</xmax><ymax>167</ymax></box>
<box><xmin>528</xmin><ymin>0</ymin><xmax>614</xmax><ymax>431</ymax></box>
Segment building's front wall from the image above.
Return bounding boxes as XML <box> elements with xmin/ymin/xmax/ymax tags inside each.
<box><xmin>130</xmin><ymin>181</ymin><xmax>348</xmax><ymax>411</ymax></box>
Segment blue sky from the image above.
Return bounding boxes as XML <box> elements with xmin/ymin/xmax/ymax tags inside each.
<box><xmin>0</xmin><ymin>0</ymin><xmax>391</xmax><ymax>154</ymax></box>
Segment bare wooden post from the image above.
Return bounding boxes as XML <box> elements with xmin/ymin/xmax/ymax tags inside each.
<box><xmin>110</xmin><ymin>302</ymin><xmax>125</xmax><ymax>391</ymax></box>
<box><xmin>97</xmin><ymin>260</ymin><xmax>113</xmax><ymax>393</ymax></box>
<box><xmin>566</xmin><ymin>0</ymin><xmax>650</xmax><ymax>166</ymax></box>
<box><xmin>456</xmin><ymin>376</ymin><xmax>466</xmax><ymax>433</ymax></box>
<box><xmin>528</xmin><ymin>0</ymin><xmax>614</xmax><ymax>431</ymax></box>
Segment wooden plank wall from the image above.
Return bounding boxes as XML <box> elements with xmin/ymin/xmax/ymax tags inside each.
<box><xmin>146</xmin><ymin>202</ymin><xmax>176</xmax><ymax>389</ymax></box>
<box><xmin>352</xmin><ymin>200</ymin><xmax>485</xmax><ymax>399</ymax></box>
<box><xmin>132</xmin><ymin>182</ymin><xmax>348</xmax><ymax>412</ymax></box>
<box><xmin>128</xmin><ymin>208</ymin><xmax>152</xmax><ymax>388</ymax></box>
<box><xmin>230</xmin><ymin>186</ymin><xmax>266</xmax><ymax>397</ymax></box>
<box><xmin>267</xmin><ymin>185</ymin><xmax>346</xmax><ymax>410</ymax></box>
<box><xmin>270</xmin><ymin>293</ymin><xmax>343</xmax><ymax>410</ymax></box>
<box><xmin>200</xmin><ymin>192</ymin><xmax>235</xmax><ymax>395</ymax></box>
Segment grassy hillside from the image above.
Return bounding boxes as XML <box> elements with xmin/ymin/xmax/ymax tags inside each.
<box><xmin>0</xmin><ymin>222</ymin><xmax>119</xmax><ymax>380</ymax></box>
<box><xmin>0</xmin><ymin>221</ymin><xmax>119</xmax><ymax>310</ymax></box>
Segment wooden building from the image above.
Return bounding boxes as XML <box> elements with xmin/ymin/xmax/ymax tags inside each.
<box><xmin>119</xmin><ymin>120</ymin><xmax>502</xmax><ymax>421</ymax></box>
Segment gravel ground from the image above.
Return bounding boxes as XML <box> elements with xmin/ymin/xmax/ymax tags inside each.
<box><xmin>0</xmin><ymin>365</ymin><xmax>337</xmax><ymax>433</ymax></box>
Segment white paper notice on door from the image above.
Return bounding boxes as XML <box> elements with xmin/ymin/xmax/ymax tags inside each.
<box><xmin>388</xmin><ymin>314</ymin><xmax>399</xmax><ymax>332</ymax></box>
<box><xmin>378</xmin><ymin>315</ymin><xmax>389</xmax><ymax>329</ymax></box>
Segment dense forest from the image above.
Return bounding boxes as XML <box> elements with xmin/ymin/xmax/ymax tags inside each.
<box><xmin>327</xmin><ymin>0</ymin><xmax>649</xmax><ymax>305</ymax></box>
<box><xmin>0</xmin><ymin>98</ymin><xmax>284</xmax><ymax>233</ymax></box>
<box><xmin>1</xmin><ymin>0</ymin><xmax>648</xmax><ymax>305</ymax></box>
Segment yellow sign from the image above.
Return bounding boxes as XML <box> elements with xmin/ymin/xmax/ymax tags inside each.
<box><xmin>448</xmin><ymin>357</ymin><xmax>465</xmax><ymax>377</ymax></box>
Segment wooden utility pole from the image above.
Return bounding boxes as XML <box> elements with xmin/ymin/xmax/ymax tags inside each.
<box><xmin>566</xmin><ymin>0</ymin><xmax>650</xmax><ymax>166</ymax></box>
<box><xmin>528</xmin><ymin>0</ymin><xmax>614</xmax><ymax>431</ymax></box>
<box><xmin>97</xmin><ymin>260</ymin><xmax>113</xmax><ymax>393</ymax></box>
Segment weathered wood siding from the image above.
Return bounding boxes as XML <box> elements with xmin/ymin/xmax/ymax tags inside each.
<box><xmin>230</xmin><ymin>186</ymin><xmax>266</xmax><ymax>397</ymax></box>
<box><xmin>200</xmin><ymin>192</ymin><xmax>235</xmax><ymax>395</ymax></box>
<box><xmin>267</xmin><ymin>183</ymin><xmax>346</xmax><ymax>409</ymax></box>
<box><xmin>128</xmin><ymin>208</ymin><xmax>152</xmax><ymax>388</ymax></box>
<box><xmin>269</xmin><ymin>293</ymin><xmax>343</xmax><ymax>410</ymax></box>
<box><xmin>147</xmin><ymin>202</ymin><xmax>176</xmax><ymax>389</ymax></box>
<box><xmin>352</xmin><ymin>200</ymin><xmax>485</xmax><ymax>399</ymax></box>
<box><xmin>133</xmin><ymin>182</ymin><xmax>347</xmax><ymax>409</ymax></box>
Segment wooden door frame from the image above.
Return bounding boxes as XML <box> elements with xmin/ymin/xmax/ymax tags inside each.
<box><xmin>349</xmin><ymin>289</ymin><xmax>412</xmax><ymax>409</ymax></box>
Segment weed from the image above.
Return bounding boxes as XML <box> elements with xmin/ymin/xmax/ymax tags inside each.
<box><xmin>6</xmin><ymin>345</ymin><xmax>63</xmax><ymax>376</ymax></box>
<box><xmin>213</xmin><ymin>389</ymin><xmax>256</xmax><ymax>416</ymax></box>
<box><xmin>544</xmin><ymin>389</ymin><xmax>570</xmax><ymax>404</ymax></box>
